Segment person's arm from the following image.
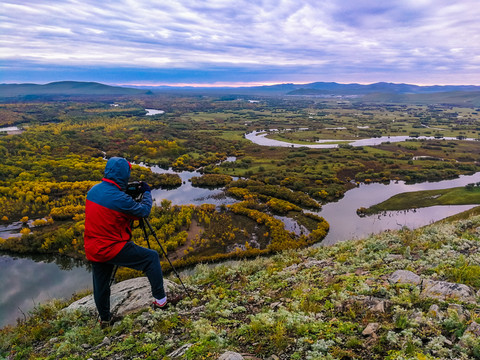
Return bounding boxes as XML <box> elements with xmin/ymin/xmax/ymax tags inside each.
<box><xmin>117</xmin><ymin>189</ymin><xmax>153</xmax><ymax>218</ymax></box>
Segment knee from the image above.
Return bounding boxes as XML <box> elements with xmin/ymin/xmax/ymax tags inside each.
<box><xmin>146</xmin><ymin>248</ymin><xmax>159</xmax><ymax>263</ymax></box>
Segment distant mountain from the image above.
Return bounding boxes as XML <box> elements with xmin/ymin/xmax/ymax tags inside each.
<box><xmin>139</xmin><ymin>81</ymin><xmax>480</xmax><ymax>98</ymax></box>
<box><xmin>285</xmin><ymin>82</ymin><xmax>480</xmax><ymax>96</ymax></box>
<box><xmin>2</xmin><ymin>81</ymin><xmax>480</xmax><ymax>105</ymax></box>
<box><xmin>0</xmin><ymin>81</ymin><xmax>150</xmax><ymax>98</ymax></box>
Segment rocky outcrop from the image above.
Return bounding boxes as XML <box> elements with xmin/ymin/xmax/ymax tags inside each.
<box><xmin>422</xmin><ymin>279</ymin><xmax>475</xmax><ymax>302</ymax></box>
<box><xmin>65</xmin><ymin>277</ymin><xmax>182</xmax><ymax>317</ymax></box>
<box><xmin>218</xmin><ymin>351</ymin><xmax>244</xmax><ymax>360</ymax></box>
<box><xmin>388</xmin><ymin>270</ymin><xmax>476</xmax><ymax>303</ymax></box>
<box><xmin>388</xmin><ymin>269</ymin><xmax>422</xmax><ymax>285</ymax></box>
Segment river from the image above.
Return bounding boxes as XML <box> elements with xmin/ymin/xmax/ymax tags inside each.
<box><xmin>244</xmin><ymin>130</ymin><xmax>477</xmax><ymax>148</ymax></box>
<box><xmin>0</xmin><ymin>125</ymin><xmax>22</xmax><ymax>135</ymax></box>
<box><xmin>319</xmin><ymin>176</ymin><xmax>479</xmax><ymax>245</ymax></box>
<box><xmin>0</xmin><ymin>254</ymin><xmax>92</xmax><ymax>327</ymax></box>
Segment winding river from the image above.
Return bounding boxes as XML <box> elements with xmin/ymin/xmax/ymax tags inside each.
<box><xmin>243</xmin><ymin>129</ymin><xmax>480</xmax><ymax>244</ymax></box>
<box><xmin>244</xmin><ymin>130</ymin><xmax>477</xmax><ymax>148</ymax></box>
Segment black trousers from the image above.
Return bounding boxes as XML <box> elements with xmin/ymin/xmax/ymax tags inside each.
<box><xmin>91</xmin><ymin>241</ymin><xmax>166</xmax><ymax>321</ymax></box>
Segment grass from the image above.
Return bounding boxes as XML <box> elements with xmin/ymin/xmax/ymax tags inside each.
<box><xmin>5</xmin><ymin>213</ymin><xmax>480</xmax><ymax>359</ymax></box>
<box><xmin>365</xmin><ymin>186</ymin><xmax>480</xmax><ymax>214</ymax></box>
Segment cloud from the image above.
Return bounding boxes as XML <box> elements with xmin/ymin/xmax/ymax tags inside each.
<box><xmin>1</xmin><ymin>0</ymin><xmax>480</xmax><ymax>84</ymax></box>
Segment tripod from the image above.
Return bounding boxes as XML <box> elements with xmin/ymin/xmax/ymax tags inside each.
<box><xmin>109</xmin><ymin>217</ymin><xmax>192</xmax><ymax>299</ymax></box>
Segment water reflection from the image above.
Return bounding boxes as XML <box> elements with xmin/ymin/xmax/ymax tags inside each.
<box><xmin>318</xmin><ymin>173</ymin><xmax>480</xmax><ymax>245</ymax></box>
<box><xmin>147</xmin><ymin>161</ymin><xmax>480</xmax><ymax>246</ymax></box>
<box><xmin>148</xmin><ymin>160</ymin><xmax>238</xmax><ymax>206</ymax></box>
<box><xmin>0</xmin><ymin>254</ymin><xmax>91</xmax><ymax>327</ymax></box>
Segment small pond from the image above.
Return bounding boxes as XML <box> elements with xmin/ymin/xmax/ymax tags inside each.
<box><xmin>0</xmin><ymin>254</ymin><xmax>91</xmax><ymax>327</ymax></box>
<box><xmin>145</xmin><ymin>109</ymin><xmax>165</xmax><ymax>116</ymax></box>
<box><xmin>0</xmin><ymin>126</ymin><xmax>22</xmax><ymax>134</ymax></box>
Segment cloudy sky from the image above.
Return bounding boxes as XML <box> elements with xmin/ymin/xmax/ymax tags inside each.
<box><xmin>1</xmin><ymin>0</ymin><xmax>479</xmax><ymax>86</ymax></box>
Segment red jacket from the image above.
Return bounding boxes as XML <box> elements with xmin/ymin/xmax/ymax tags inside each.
<box><xmin>84</xmin><ymin>157</ymin><xmax>152</xmax><ymax>262</ymax></box>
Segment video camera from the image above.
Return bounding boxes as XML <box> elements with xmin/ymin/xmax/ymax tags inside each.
<box><xmin>125</xmin><ymin>181</ymin><xmax>144</xmax><ymax>201</ymax></box>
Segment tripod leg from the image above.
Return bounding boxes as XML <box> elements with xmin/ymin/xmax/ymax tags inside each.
<box><xmin>109</xmin><ymin>265</ymin><xmax>118</xmax><ymax>287</ymax></box>
<box><xmin>143</xmin><ymin>217</ymin><xmax>193</xmax><ymax>300</ymax></box>
<box><xmin>139</xmin><ymin>218</ymin><xmax>151</xmax><ymax>249</ymax></box>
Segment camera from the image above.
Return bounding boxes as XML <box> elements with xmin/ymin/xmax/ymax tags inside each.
<box><xmin>126</xmin><ymin>181</ymin><xmax>144</xmax><ymax>201</ymax></box>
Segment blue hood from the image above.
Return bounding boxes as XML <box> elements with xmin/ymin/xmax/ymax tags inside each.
<box><xmin>103</xmin><ymin>157</ymin><xmax>131</xmax><ymax>190</ymax></box>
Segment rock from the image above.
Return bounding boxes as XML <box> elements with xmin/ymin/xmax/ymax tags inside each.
<box><xmin>428</xmin><ymin>304</ymin><xmax>443</xmax><ymax>320</ymax></box>
<box><xmin>421</xmin><ymin>280</ymin><xmax>476</xmax><ymax>303</ymax></box>
<box><xmin>410</xmin><ymin>311</ymin><xmax>424</xmax><ymax>324</ymax></box>
<box><xmin>168</xmin><ymin>343</ymin><xmax>193</xmax><ymax>359</ymax></box>
<box><xmin>352</xmin><ymin>296</ymin><xmax>389</xmax><ymax>313</ymax></box>
<box><xmin>283</xmin><ymin>263</ymin><xmax>299</xmax><ymax>272</ymax></box>
<box><xmin>389</xmin><ymin>270</ymin><xmax>476</xmax><ymax>303</ymax></box>
<box><xmin>101</xmin><ymin>337</ymin><xmax>111</xmax><ymax>346</ymax></box>
<box><xmin>372</xmin><ymin>301</ymin><xmax>385</xmax><ymax>313</ymax></box>
<box><xmin>464</xmin><ymin>322</ymin><xmax>480</xmax><ymax>337</ymax></box>
<box><xmin>362</xmin><ymin>322</ymin><xmax>379</xmax><ymax>336</ymax></box>
<box><xmin>303</xmin><ymin>259</ymin><xmax>333</xmax><ymax>269</ymax></box>
<box><xmin>447</xmin><ymin>304</ymin><xmax>465</xmax><ymax>320</ymax></box>
<box><xmin>270</xmin><ymin>302</ymin><xmax>281</xmax><ymax>309</ymax></box>
<box><xmin>388</xmin><ymin>270</ymin><xmax>421</xmax><ymax>285</ymax></box>
<box><xmin>364</xmin><ymin>297</ymin><xmax>389</xmax><ymax>313</ymax></box>
<box><xmin>65</xmin><ymin>277</ymin><xmax>181</xmax><ymax>317</ymax></box>
<box><xmin>218</xmin><ymin>351</ymin><xmax>244</xmax><ymax>360</ymax></box>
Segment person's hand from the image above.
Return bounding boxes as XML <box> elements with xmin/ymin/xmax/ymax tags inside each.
<box><xmin>140</xmin><ymin>181</ymin><xmax>151</xmax><ymax>192</ymax></box>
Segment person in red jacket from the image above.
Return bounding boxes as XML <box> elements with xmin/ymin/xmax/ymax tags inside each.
<box><xmin>84</xmin><ymin>157</ymin><xmax>175</xmax><ymax>326</ymax></box>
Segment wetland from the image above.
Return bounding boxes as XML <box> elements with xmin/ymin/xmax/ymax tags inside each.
<box><xmin>2</xmin><ymin>95</ymin><xmax>480</xmax><ymax>326</ymax></box>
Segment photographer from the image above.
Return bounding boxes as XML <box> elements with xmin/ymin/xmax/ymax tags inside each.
<box><xmin>84</xmin><ymin>157</ymin><xmax>179</xmax><ymax>327</ymax></box>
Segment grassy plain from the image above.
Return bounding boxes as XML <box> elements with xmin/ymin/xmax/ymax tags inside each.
<box><xmin>365</xmin><ymin>186</ymin><xmax>480</xmax><ymax>214</ymax></box>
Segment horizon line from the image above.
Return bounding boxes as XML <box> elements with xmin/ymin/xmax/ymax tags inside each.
<box><xmin>115</xmin><ymin>81</ymin><xmax>480</xmax><ymax>88</ymax></box>
<box><xmin>3</xmin><ymin>80</ymin><xmax>480</xmax><ymax>87</ymax></box>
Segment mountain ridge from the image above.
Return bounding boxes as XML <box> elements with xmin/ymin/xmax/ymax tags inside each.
<box><xmin>3</xmin><ymin>80</ymin><xmax>480</xmax><ymax>105</ymax></box>
<box><xmin>0</xmin><ymin>81</ymin><xmax>150</xmax><ymax>98</ymax></box>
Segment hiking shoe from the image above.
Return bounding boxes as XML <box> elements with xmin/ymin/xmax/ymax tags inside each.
<box><xmin>152</xmin><ymin>294</ymin><xmax>184</xmax><ymax>310</ymax></box>
<box><xmin>99</xmin><ymin>314</ymin><xmax>123</xmax><ymax>329</ymax></box>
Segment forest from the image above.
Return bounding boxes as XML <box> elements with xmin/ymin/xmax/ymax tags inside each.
<box><xmin>1</xmin><ymin>94</ymin><xmax>480</xmax><ymax>273</ymax></box>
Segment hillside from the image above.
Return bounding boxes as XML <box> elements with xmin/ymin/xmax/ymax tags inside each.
<box><xmin>3</xmin><ymin>212</ymin><xmax>480</xmax><ymax>359</ymax></box>
<box><xmin>0</xmin><ymin>81</ymin><xmax>150</xmax><ymax>98</ymax></box>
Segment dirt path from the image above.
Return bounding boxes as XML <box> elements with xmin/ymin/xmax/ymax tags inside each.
<box><xmin>168</xmin><ymin>219</ymin><xmax>203</xmax><ymax>261</ymax></box>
